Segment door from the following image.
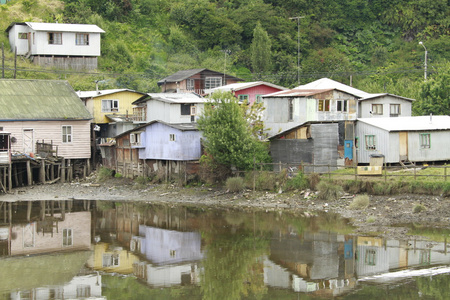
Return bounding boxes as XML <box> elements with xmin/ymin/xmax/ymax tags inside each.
<box><xmin>23</xmin><ymin>129</ymin><xmax>34</xmax><ymax>154</ymax></box>
<box><xmin>399</xmin><ymin>132</ymin><xmax>408</xmax><ymax>161</ymax></box>
<box><xmin>344</xmin><ymin>140</ymin><xmax>353</xmax><ymax>160</ymax></box>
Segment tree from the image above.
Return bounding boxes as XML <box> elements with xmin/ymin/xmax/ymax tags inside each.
<box><xmin>250</xmin><ymin>22</ymin><xmax>272</xmax><ymax>77</ymax></box>
<box><xmin>197</xmin><ymin>91</ymin><xmax>271</xmax><ymax>171</ymax></box>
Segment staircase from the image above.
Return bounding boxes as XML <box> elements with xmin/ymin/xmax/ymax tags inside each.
<box><xmin>400</xmin><ymin>159</ymin><xmax>415</xmax><ymax>169</ymax></box>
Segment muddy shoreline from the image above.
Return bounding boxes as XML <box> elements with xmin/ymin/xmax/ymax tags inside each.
<box><xmin>1</xmin><ymin>177</ymin><xmax>449</xmax><ymax>240</ymax></box>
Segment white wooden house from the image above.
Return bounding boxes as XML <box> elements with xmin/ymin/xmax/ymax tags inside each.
<box><xmin>132</xmin><ymin>93</ymin><xmax>205</xmax><ymax>124</ymax></box>
<box><xmin>6</xmin><ymin>22</ymin><xmax>104</xmax><ymax>70</ymax></box>
<box><xmin>358</xmin><ymin>94</ymin><xmax>414</xmax><ymax>118</ymax></box>
<box><xmin>356</xmin><ymin>116</ymin><xmax>450</xmax><ymax>164</ymax></box>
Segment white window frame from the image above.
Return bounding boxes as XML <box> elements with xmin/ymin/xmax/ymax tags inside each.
<box><xmin>62</xmin><ymin>125</ymin><xmax>72</xmax><ymax>143</ymax></box>
<box><xmin>102</xmin><ymin>253</ymin><xmax>120</xmax><ymax>267</ymax></box>
<box><xmin>318</xmin><ymin>99</ymin><xmax>330</xmax><ymax>112</ymax></box>
<box><xmin>390</xmin><ymin>104</ymin><xmax>400</xmax><ymax>117</ymax></box>
<box><xmin>130</xmin><ymin>132</ymin><xmax>142</xmax><ymax>146</ymax></box>
<box><xmin>169</xmin><ymin>134</ymin><xmax>176</xmax><ymax>142</ymax></box>
<box><xmin>337</xmin><ymin>100</ymin><xmax>348</xmax><ymax>112</ymax></box>
<box><xmin>365</xmin><ymin>135</ymin><xmax>376</xmax><ymax>150</ymax></box>
<box><xmin>205</xmin><ymin>77</ymin><xmax>222</xmax><ymax>89</ymax></box>
<box><xmin>48</xmin><ymin>32</ymin><xmax>62</xmax><ymax>45</ymax></box>
<box><xmin>63</xmin><ymin>228</ymin><xmax>73</xmax><ymax>246</ymax></box>
<box><xmin>372</xmin><ymin>104</ymin><xmax>383</xmax><ymax>115</ymax></box>
<box><xmin>75</xmin><ymin>33</ymin><xmax>89</xmax><ymax>45</ymax></box>
<box><xmin>190</xmin><ymin>105</ymin><xmax>197</xmax><ymax>116</ymax></box>
<box><xmin>420</xmin><ymin>133</ymin><xmax>430</xmax><ymax>149</ymax></box>
<box><xmin>18</xmin><ymin>32</ymin><xmax>28</xmax><ymax>39</ymax></box>
<box><xmin>186</xmin><ymin>78</ymin><xmax>195</xmax><ymax>90</ymax></box>
<box><xmin>365</xmin><ymin>249</ymin><xmax>377</xmax><ymax>266</ymax></box>
<box><xmin>102</xmin><ymin>99</ymin><xmax>119</xmax><ymax>112</ymax></box>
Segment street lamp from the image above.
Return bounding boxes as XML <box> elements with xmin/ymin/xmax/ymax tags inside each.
<box><xmin>419</xmin><ymin>41</ymin><xmax>427</xmax><ymax>81</ymax></box>
<box><xmin>289</xmin><ymin>16</ymin><xmax>304</xmax><ymax>85</ymax></box>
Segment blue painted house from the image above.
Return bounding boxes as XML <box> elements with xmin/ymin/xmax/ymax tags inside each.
<box><xmin>100</xmin><ymin>120</ymin><xmax>202</xmax><ymax>178</ymax></box>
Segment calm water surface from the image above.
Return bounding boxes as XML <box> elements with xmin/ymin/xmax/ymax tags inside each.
<box><xmin>0</xmin><ymin>199</ymin><xmax>449</xmax><ymax>299</ymax></box>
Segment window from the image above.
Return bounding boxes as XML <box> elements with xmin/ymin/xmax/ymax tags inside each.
<box><xmin>103</xmin><ymin>253</ymin><xmax>120</xmax><ymax>267</ymax></box>
<box><xmin>76</xmin><ymin>285</ymin><xmax>91</xmax><ymax>298</ymax></box>
<box><xmin>365</xmin><ymin>249</ymin><xmax>376</xmax><ymax>265</ymax></box>
<box><xmin>18</xmin><ymin>32</ymin><xmax>27</xmax><ymax>39</ymax></box>
<box><xmin>75</xmin><ymin>33</ymin><xmax>89</xmax><ymax>45</ymax></box>
<box><xmin>130</xmin><ymin>132</ymin><xmax>141</xmax><ymax>146</ymax></box>
<box><xmin>186</xmin><ymin>78</ymin><xmax>195</xmax><ymax>90</ymax></box>
<box><xmin>62</xmin><ymin>126</ymin><xmax>72</xmax><ymax>143</ymax></box>
<box><xmin>190</xmin><ymin>105</ymin><xmax>197</xmax><ymax>116</ymax></box>
<box><xmin>181</xmin><ymin>104</ymin><xmax>192</xmax><ymax>115</ymax></box>
<box><xmin>48</xmin><ymin>32</ymin><xmax>62</xmax><ymax>45</ymax></box>
<box><xmin>318</xmin><ymin>99</ymin><xmax>330</xmax><ymax>112</ymax></box>
<box><xmin>205</xmin><ymin>77</ymin><xmax>222</xmax><ymax>89</ymax></box>
<box><xmin>365</xmin><ymin>135</ymin><xmax>376</xmax><ymax>150</ymax></box>
<box><xmin>371</xmin><ymin>104</ymin><xmax>383</xmax><ymax>115</ymax></box>
<box><xmin>238</xmin><ymin>94</ymin><xmax>249</xmax><ymax>103</ymax></box>
<box><xmin>169</xmin><ymin>134</ymin><xmax>176</xmax><ymax>142</ymax></box>
<box><xmin>256</xmin><ymin>95</ymin><xmax>263</xmax><ymax>104</ymax></box>
<box><xmin>420</xmin><ymin>133</ymin><xmax>430</xmax><ymax>149</ymax></box>
<box><xmin>288</xmin><ymin>99</ymin><xmax>293</xmax><ymax>121</ymax></box>
<box><xmin>63</xmin><ymin>228</ymin><xmax>73</xmax><ymax>246</ymax></box>
<box><xmin>337</xmin><ymin>100</ymin><xmax>348</xmax><ymax>112</ymax></box>
<box><xmin>102</xmin><ymin>99</ymin><xmax>119</xmax><ymax>112</ymax></box>
<box><xmin>390</xmin><ymin>104</ymin><xmax>400</xmax><ymax>117</ymax></box>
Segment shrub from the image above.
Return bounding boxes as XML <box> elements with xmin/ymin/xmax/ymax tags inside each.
<box><xmin>226</xmin><ymin>177</ymin><xmax>245</xmax><ymax>192</ymax></box>
<box><xmin>307</xmin><ymin>173</ymin><xmax>321</xmax><ymax>190</ymax></box>
<box><xmin>367</xmin><ymin>216</ymin><xmax>376</xmax><ymax>223</ymax></box>
<box><xmin>255</xmin><ymin>171</ymin><xmax>276</xmax><ymax>191</ymax></box>
<box><xmin>413</xmin><ymin>204</ymin><xmax>426</xmax><ymax>213</ymax></box>
<box><xmin>114</xmin><ymin>173</ymin><xmax>123</xmax><ymax>178</ymax></box>
<box><xmin>317</xmin><ymin>180</ymin><xmax>343</xmax><ymax>200</ymax></box>
<box><xmin>349</xmin><ymin>194</ymin><xmax>370</xmax><ymax>209</ymax></box>
<box><xmin>285</xmin><ymin>171</ymin><xmax>308</xmax><ymax>190</ymax></box>
<box><xmin>97</xmin><ymin>167</ymin><xmax>114</xmax><ymax>182</ymax></box>
<box><xmin>135</xmin><ymin>176</ymin><xmax>150</xmax><ymax>185</ymax></box>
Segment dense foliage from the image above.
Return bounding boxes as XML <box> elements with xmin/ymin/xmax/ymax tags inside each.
<box><xmin>0</xmin><ymin>0</ymin><xmax>448</xmax><ymax>113</ymax></box>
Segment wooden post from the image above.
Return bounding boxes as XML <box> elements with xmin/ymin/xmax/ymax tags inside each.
<box><xmin>87</xmin><ymin>158</ymin><xmax>91</xmax><ymax>175</ymax></box>
<box><xmin>414</xmin><ymin>165</ymin><xmax>416</xmax><ymax>180</ymax></box>
<box><xmin>8</xmin><ymin>163</ymin><xmax>12</xmax><ymax>192</ymax></box>
<box><xmin>27</xmin><ymin>160</ymin><xmax>32</xmax><ymax>186</ymax></box>
<box><xmin>445</xmin><ymin>165</ymin><xmax>447</xmax><ymax>182</ymax></box>
<box><xmin>68</xmin><ymin>159</ymin><xmax>72</xmax><ymax>182</ymax></box>
<box><xmin>354</xmin><ymin>165</ymin><xmax>357</xmax><ymax>181</ymax></box>
<box><xmin>384</xmin><ymin>162</ymin><xmax>387</xmax><ymax>183</ymax></box>
<box><xmin>40</xmin><ymin>159</ymin><xmax>45</xmax><ymax>183</ymax></box>
<box><xmin>328</xmin><ymin>164</ymin><xmax>331</xmax><ymax>179</ymax></box>
<box><xmin>13</xmin><ymin>165</ymin><xmax>19</xmax><ymax>187</ymax></box>
<box><xmin>27</xmin><ymin>201</ymin><xmax>32</xmax><ymax>222</ymax></box>
<box><xmin>61</xmin><ymin>158</ymin><xmax>65</xmax><ymax>183</ymax></box>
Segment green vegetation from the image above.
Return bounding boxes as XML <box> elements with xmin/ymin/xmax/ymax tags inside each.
<box><xmin>225</xmin><ymin>176</ymin><xmax>245</xmax><ymax>192</ymax></box>
<box><xmin>0</xmin><ymin>0</ymin><xmax>448</xmax><ymax>105</ymax></box>
<box><xmin>349</xmin><ymin>194</ymin><xmax>370</xmax><ymax>210</ymax></box>
<box><xmin>96</xmin><ymin>167</ymin><xmax>114</xmax><ymax>182</ymax></box>
<box><xmin>316</xmin><ymin>180</ymin><xmax>343</xmax><ymax>200</ymax></box>
<box><xmin>366</xmin><ymin>216</ymin><xmax>376</xmax><ymax>223</ymax></box>
<box><xmin>284</xmin><ymin>171</ymin><xmax>308</xmax><ymax>191</ymax></box>
<box><xmin>413</xmin><ymin>203</ymin><xmax>427</xmax><ymax>213</ymax></box>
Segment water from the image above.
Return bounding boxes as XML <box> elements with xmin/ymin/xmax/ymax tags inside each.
<box><xmin>0</xmin><ymin>200</ymin><xmax>448</xmax><ymax>299</ymax></box>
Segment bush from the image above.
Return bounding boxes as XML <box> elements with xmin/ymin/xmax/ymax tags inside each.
<box><xmin>255</xmin><ymin>171</ymin><xmax>277</xmax><ymax>191</ymax></box>
<box><xmin>317</xmin><ymin>180</ymin><xmax>343</xmax><ymax>200</ymax></box>
<box><xmin>114</xmin><ymin>173</ymin><xmax>123</xmax><ymax>178</ymax></box>
<box><xmin>307</xmin><ymin>173</ymin><xmax>321</xmax><ymax>190</ymax></box>
<box><xmin>226</xmin><ymin>177</ymin><xmax>245</xmax><ymax>192</ymax></box>
<box><xmin>97</xmin><ymin>167</ymin><xmax>114</xmax><ymax>182</ymax></box>
<box><xmin>349</xmin><ymin>194</ymin><xmax>370</xmax><ymax>209</ymax></box>
<box><xmin>413</xmin><ymin>204</ymin><xmax>426</xmax><ymax>213</ymax></box>
<box><xmin>367</xmin><ymin>216</ymin><xmax>376</xmax><ymax>223</ymax></box>
<box><xmin>135</xmin><ymin>176</ymin><xmax>150</xmax><ymax>185</ymax></box>
<box><xmin>285</xmin><ymin>171</ymin><xmax>308</xmax><ymax>190</ymax></box>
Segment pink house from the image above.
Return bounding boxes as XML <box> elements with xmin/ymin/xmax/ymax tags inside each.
<box><xmin>206</xmin><ymin>81</ymin><xmax>287</xmax><ymax>105</ymax></box>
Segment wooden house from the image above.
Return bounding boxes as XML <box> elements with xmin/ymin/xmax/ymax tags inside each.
<box><xmin>358</xmin><ymin>93</ymin><xmax>414</xmax><ymax>118</ymax></box>
<box><xmin>76</xmin><ymin>89</ymin><xmax>146</xmax><ymax>141</ymax></box>
<box><xmin>356</xmin><ymin>116</ymin><xmax>450</xmax><ymax>164</ymax></box>
<box><xmin>100</xmin><ymin>121</ymin><xmax>202</xmax><ymax>179</ymax></box>
<box><xmin>157</xmin><ymin>68</ymin><xmax>243</xmax><ymax>94</ymax></box>
<box><xmin>132</xmin><ymin>93</ymin><xmax>205</xmax><ymax>124</ymax></box>
<box><xmin>205</xmin><ymin>81</ymin><xmax>287</xmax><ymax>105</ymax></box>
<box><xmin>0</xmin><ymin>79</ymin><xmax>92</xmax><ymax>189</ymax></box>
<box><xmin>6</xmin><ymin>22</ymin><xmax>104</xmax><ymax>70</ymax></box>
<box><xmin>269</xmin><ymin>121</ymin><xmax>342</xmax><ymax>173</ymax></box>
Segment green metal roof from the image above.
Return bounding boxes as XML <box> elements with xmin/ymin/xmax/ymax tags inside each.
<box><xmin>0</xmin><ymin>79</ymin><xmax>92</xmax><ymax>120</ymax></box>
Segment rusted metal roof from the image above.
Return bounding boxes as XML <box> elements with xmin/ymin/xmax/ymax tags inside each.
<box><xmin>0</xmin><ymin>79</ymin><xmax>92</xmax><ymax>120</ymax></box>
<box><xmin>157</xmin><ymin>68</ymin><xmax>243</xmax><ymax>85</ymax></box>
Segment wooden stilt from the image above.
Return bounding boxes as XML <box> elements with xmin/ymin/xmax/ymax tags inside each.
<box><xmin>27</xmin><ymin>201</ymin><xmax>32</xmax><ymax>222</ymax></box>
<box><xmin>8</xmin><ymin>163</ymin><xmax>12</xmax><ymax>192</ymax></box>
<box><xmin>27</xmin><ymin>160</ymin><xmax>32</xmax><ymax>186</ymax></box>
<box><xmin>61</xmin><ymin>158</ymin><xmax>65</xmax><ymax>183</ymax></box>
<box><xmin>40</xmin><ymin>159</ymin><xmax>45</xmax><ymax>183</ymax></box>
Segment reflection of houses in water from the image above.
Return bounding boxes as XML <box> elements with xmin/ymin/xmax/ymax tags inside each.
<box><xmin>265</xmin><ymin>231</ymin><xmax>450</xmax><ymax>296</ymax></box>
<box><xmin>266</xmin><ymin>231</ymin><xmax>357</xmax><ymax>297</ymax></box>
<box><xmin>0</xmin><ymin>201</ymin><xmax>91</xmax><ymax>256</ymax></box>
<box><xmin>131</xmin><ymin>225</ymin><xmax>203</xmax><ymax>287</ymax></box>
<box><xmin>10</xmin><ymin>274</ymin><xmax>104</xmax><ymax>300</ymax></box>
<box><xmin>88</xmin><ymin>242</ymin><xmax>139</xmax><ymax>275</ymax></box>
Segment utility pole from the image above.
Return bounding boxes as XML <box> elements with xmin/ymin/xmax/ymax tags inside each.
<box><xmin>289</xmin><ymin>16</ymin><xmax>304</xmax><ymax>86</ymax></box>
<box><xmin>419</xmin><ymin>41</ymin><xmax>428</xmax><ymax>81</ymax></box>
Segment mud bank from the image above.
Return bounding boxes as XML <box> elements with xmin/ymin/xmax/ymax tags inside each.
<box><xmin>1</xmin><ymin>177</ymin><xmax>449</xmax><ymax>240</ymax></box>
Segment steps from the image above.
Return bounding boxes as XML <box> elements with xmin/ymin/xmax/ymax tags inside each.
<box><xmin>400</xmin><ymin>160</ymin><xmax>415</xmax><ymax>169</ymax></box>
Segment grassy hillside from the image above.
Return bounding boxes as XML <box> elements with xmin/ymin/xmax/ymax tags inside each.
<box><xmin>0</xmin><ymin>0</ymin><xmax>448</xmax><ymax>110</ymax></box>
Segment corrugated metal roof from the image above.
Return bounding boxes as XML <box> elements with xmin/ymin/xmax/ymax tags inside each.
<box><xmin>157</xmin><ymin>68</ymin><xmax>243</xmax><ymax>85</ymax></box>
<box><xmin>296</xmin><ymin>78</ymin><xmax>371</xmax><ymax>98</ymax></box>
<box><xmin>134</xmin><ymin>93</ymin><xmax>205</xmax><ymax>105</ymax></box>
<box><xmin>0</xmin><ymin>79</ymin><xmax>92</xmax><ymax>120</ymax></box>
<box><xmin>25</xmin><ymin>22</ymin><xmax>105</xmax><ymax>33</ymax></box>
<box><xmin>205</xmin><ymin>81</ymin><xmax>287</xmax><ymax>94</ymax></box>
<box><xmin>114</xmin><ymin>120</ymin><xmax>198</xmax><ymax>139</ymax></box>
<box><xmin>76</xmin><ymin>89</ymin><xmax>145</xmax><ymax>98</ymax></box>
<box><xmin>357</xmin><ymin>116</ymin><xmax>450</xmax><ymax>131</ymax></box>
<box><xmin>264</xmin><ymin>89</ymin><xmax>334</xmax><ymax>98</ymax></box>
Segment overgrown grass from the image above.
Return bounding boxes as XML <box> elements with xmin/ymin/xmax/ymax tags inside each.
<box><xmin>97</xmin><ymin>167</ymin><xmax>114</xmax><ymax>182</ymax></box>
<box><xmin>349</xmin><ymin>194</ymin><xmax>370</xmax><ymax>209</ymax></box>
<box><xmin>284</xmin><ymin>171</ymin><xmax>308</xmax><ymax>191</ymax></box>
<box><xmin>317</xmin><ymin>180</ymin><xmax>343</xmax><ymax>200</ymax></box>
<box><xmin>413</xmin><ymin>204</ymin><xmax>427</xmax><ymax>213</ymax></box>
<box><xmin>226</xmin><ymin>177</ymin><xmax>245</xmax><ymax>192</ymax></box>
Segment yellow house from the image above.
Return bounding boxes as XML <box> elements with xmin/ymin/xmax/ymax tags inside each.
<box><xmin>76</xmin><ymin>89</ymin><xmax>146</xmax><ymax>124</ymax></box>
<box><xmin>89</xmin><ymin>242</ymin><xmax>140</xmax><ymax>275</ymax></box>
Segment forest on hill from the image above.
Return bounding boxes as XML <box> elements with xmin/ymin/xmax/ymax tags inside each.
<box><xmin>0</xmin><ymin>0</ymin><xmax>449</xmax><ymax>114</ymax></box>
